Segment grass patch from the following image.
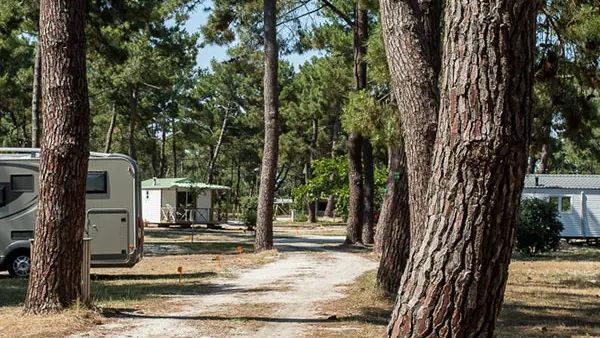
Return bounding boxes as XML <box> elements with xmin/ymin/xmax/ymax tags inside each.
<box><xmin>0</xmin><ymin>307</ymin><xmax>102</xmax><ymax>338</ymax></box>
<box><xmin>146</xmin><ymin>242</ymin><xmax>256</xmax><ymax>255</ymax></box>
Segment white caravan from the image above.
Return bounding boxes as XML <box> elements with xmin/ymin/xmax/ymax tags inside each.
<box><xmin>0</xmin><ymin>148</ymin><xmax>144</xmax><ymax>277</ymax></box>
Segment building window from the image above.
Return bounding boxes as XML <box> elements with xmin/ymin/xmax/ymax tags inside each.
<box><xmin>549</xmin><ymin>196</ymin><xmax>559</xmax><ymax>211</ymax></box>
<box><xmin>561</xmin><ymin>196</ymin><xmax>571</xmax><ymax>213</ymax></box>
<box><xmin>86</xmin><ymin>171</ymin><xmax>107</xmax><ymax>194</ymax></box>
<box><xmin>11</xmin><ymin>174</ymin><xmax>34</xmax><ymax>192</ymax></box>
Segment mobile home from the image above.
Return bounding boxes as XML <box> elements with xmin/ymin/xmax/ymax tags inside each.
<box><xmin>522</xmin><ymin>174</ymin><xmax>600</xmax><ymax>238</ymax></box>
<box><xmin>141</xmin><ymin>178</ymin><xmax>229</xmax><ymax>225</ymax></box>
<box><xmin>0</xmin><ymin>148</ymin><xmax>144</xmax><ymax>277</ymax></box>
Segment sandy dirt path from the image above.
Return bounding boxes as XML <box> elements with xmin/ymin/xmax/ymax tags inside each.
<box><xmin>72</xmin><ymin>236</ymin><xmax>377</xmax><ymax>338</ymax></box>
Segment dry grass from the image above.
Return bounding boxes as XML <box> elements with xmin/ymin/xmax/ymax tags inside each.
<box><xmin>303</xmin><ymin>245</ymin><xmax>600</xmax><ymax>338</ymax></box>
<box><xmin>0</xmin><ymin>307</ymin><xmax>102</xmax><ymax>338</ymax></box>
<box><xmin>305</xmin><ymin>270</ymin><xmax>393</xmax><ymax>338</ymax></box>
<box><xmin>186</xmin><ymin>302</ymin><xmax>279</xmax><ymax>337</ymax></box>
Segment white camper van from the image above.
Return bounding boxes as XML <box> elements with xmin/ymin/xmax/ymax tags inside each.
<box><xmin>0</xmin><ymin>148</ymin><xmax>144</xmax><ymax>277</ymax></box>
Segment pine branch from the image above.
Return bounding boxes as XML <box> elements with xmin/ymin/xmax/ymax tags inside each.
<box><xmin>320</xmin><ymin>0</ymin><xmax>353</xmax><ymax>28</ymax></box>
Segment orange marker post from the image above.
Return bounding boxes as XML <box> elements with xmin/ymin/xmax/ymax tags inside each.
<box><xmin>216</xmin><ymin>255</ymin><xmax>222</xmax><ymax>270</ymax></box>
<box><xmin>295</xmin><ymin>227</ymin><xmax>299</xmax><ymax>236</ymax></box>
<box><xmin>237</xmin><ymin>246</ymin><xmax>243</xmax><ymax>261</ymax></box>
<box><xmin>177</xmin><ymin>266</ymin><xmax>183</xmax><ymax>283</ymax></box>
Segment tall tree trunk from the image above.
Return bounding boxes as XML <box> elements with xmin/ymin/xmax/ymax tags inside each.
<box><xmin>24</xmin><ymin>0</ymin><xmax>89</xmax><ymax>313</ymax></box>
<box><xmin>308</xmin><ymin>117</ymin><xmax>318</xmax><ymax>223</ymax></box>
<box><xmin>104</xmin><ymin>104</ymin><xmax>117</xmax><ymax>153</ymax></box>
<box><xmin>376</xmin><ymin>141</ymin><xmax>410</xmax><ymax>294</ymax></box>
<box><xmin>160</xmin><ymin>111</ymin><xmax>167</xmax><ymax>177</ymax></box>
<box><xmin>255</xmin><ymin>0</ymin><xmax>279</xmax><ymax>252</ymax></box>
<box><xmin>538</xmin><ymin>143</ymin><xmax>549</xmax><ymax>174</ymax></box>
<box><xmin>527</xmin><ymin>150</ymin><xmax>536</xmax><ymax>174</ymax></box>
<box><xmin>346</xmin><ymin>132</ymin><xmax>364</xmax><ymax>244</ymax></box>
<box><xmin>324</xmin><ymin>104</ymin><xmax>341</xmax><ymax>217</ymax></box>
<box><xmin>362</xmin><ymin>137</ymin><xmax>374</xmax><ymax>244</ymax></box>
<box><xmin>387</xmin><ymin>0</ymin><xmax>537</xmax><ymax>335</ymax></box>
<box><xmin>128</xmin><ymin>86</ymin><xmax>138</xmax><ymax>160</ymax></box>
<box><xmin>346</xmin><ymin>0</ymin><xmax>368</xmax><ymax>244</ymax></box>
<box><xmin>172</xmin><ymin>117</ymin><xmax>177</xmax><ymax>177</ymax></box>
<box><xmin>380</xmin><ymin>0</ymin><xmax>442</xmax><ymax>244</ymax></box>
<box><xmin>31</xmin><ymin>44</ymin><xmax>42</xmax><ymax>148</ymax></box>
<box><xmin>374</xmin><ymin>145</ymin><xmax>395</xmax><ymax>252</ymax></box>
<box><xmin>234</xmin><ymin>164</ymin><xmax>241</xmax><ymax>213</ymax></box>
<box><xmin>207</xmin><ymin>110</ymin><xmax>229</xmax><ymax>184</ymax></box>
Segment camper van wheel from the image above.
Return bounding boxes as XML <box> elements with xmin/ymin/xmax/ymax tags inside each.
<box><xmin>8</xmin><ymin>251</ymin><xmax>30</xmax><ymax>278</ymax></box>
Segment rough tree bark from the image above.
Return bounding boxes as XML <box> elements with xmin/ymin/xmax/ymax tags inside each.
<box><xmin>255</xmin><ymin>0</ymin><xmax>279</xmax><ymax>252</ymax></box>
<box><xmin>374</xmin><ymin>145</ymin><xmax>404</xmax><ymax>252</ymax></box>
<box><xmin>362</xmin><ymin>137</ymin><xmax>374</xmax><ymax>244</ymax></box>
<box><xmin>346</xmin><ymin>0</ymin><xmax>368</xmax><ymax>244</ymax></box>
<box><xmin>128</xmin><ymin>86</ymin><xmax>138</xmax><ymax>160</ymax></box>
<box><xmin>386</xmin><ymin>0</ymin><xmax>537</xmax><ymax>335</ymax></box>
<box><xmin>104</xmin><ymin>105</ymin><xmax>117</xmax><ymax>153</ymax></box>
<box><xmin>526</xmin><ymin>150</ymin><xmax>536</xmax><ymax>174</ymax></box>
<box><xmin>346</xmin><ymin>132</ymin><xmax>364</xmax><ymax>244</ymax></box>
<box><xmin>307</xmin><ymin>117</ymin><xmax>318</xmax><ymax>223</ymax></box>
<box><xmin>380</xmin><ymin>0</ymin><xmax>442</xmax><ymax>243</ymax></box>
<box><xmin>31</xmin><ymin>44</ymin><xmax>42</xmax><ymax>148</ymax></box>
<box><xmin>24</xmin><ymin>0</ymin><xmax>90</xmax><ymax>313</ymax></box>
<box><xmin>376</xmin><ymin>142</ymin><xmax>410</xmax><ymax>294</ymax></box>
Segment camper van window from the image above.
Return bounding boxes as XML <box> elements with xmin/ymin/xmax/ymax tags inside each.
<box><xmin>10</xmin><ymin>174</ymin><xmax>34</xmax><ymax>192</ymax></box>
<box><xmin>561</xmin><ymin>197</ymin><xmax>571</xmax><ymax>212</ymax></box>
<box><xmin>86</xmin><ymin>171</ymin><xmax>107</xmax><ymax>194</ymax></box>
<box><xmin>0</xmin><ymin>186</ymin><xmax>5</xmax><ymax>206</ymax></box>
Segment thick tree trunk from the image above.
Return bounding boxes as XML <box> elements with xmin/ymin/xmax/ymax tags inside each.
<box><xmin>128</xmin><ymin>86</ymin><xmax>138</xmax><ymax>160</ymax></box>
<box><xmin>376</xmin><ymin>142</ymin><xmax>410</xmax><ymax>294</ymax></box>
<box><xmin>31</xmin><ymin>44</ymin><xmax>42</xmax><ymax>148</ymax></box>
<box><xmin>346</xmin><ymin>132</ymin><xmax>364</xmax><ymax>244</ymax></box>
<box><xmin>374</xmin><ymin>146</ymin><xmax>395</xmax><ymax>252</ymax></box>
<box><xmin>346</xmin><ymin>0</ymin><xmax>368</xmax><ymax>244</ymax></box>
<box><xmin>324</xmin><ymin>195</ymin><xmax>335</xmax><ymax>218</ymax></box>
<box><xmin>308</xmin><ymin>117</ymin><xmax>318</xmax><ymax>223</ymax></box>
<box><xmin>24</xmin><ymin>0</ymin><xmax>89</xmax><ymax>313</ymax></box>
<box><xmin>386</xmin><ymin>1</ymin><xmax>537</xmax><ymax>336</ymax></box>
<box><xmin>538</xmin><ymin>143</ymin><xmax>549</xmax><ymax>174</ymax></box>
<box><xmin>104</xmin><ymin>105</ymin><xmax>117</xmax><ymax>153</ymax></box>
<box><xmin>255</xmin><ymin>0</ymin><xmax>279</xmax><ymax>252</ymax></box>
<box><xmin>207</xmin><ymin>110</ymin><xmax>229</xmax><ymax>184</ymax></box>
<box><xmin>380</xmin><ymin>0</ymin><xmax>442</xmax><ymax>244</ymax></box>
<box><xmin>362</xmin><ymin>137</ymin><xmax>374</xmax><ymax>244</ymax></box>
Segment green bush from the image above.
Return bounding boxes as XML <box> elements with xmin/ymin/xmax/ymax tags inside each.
<box><xmin>293</xmin><ymin>212</ymin><xmax>308</xmax><ymax>222</ymax></box>
<box><xmin>240</xmin><ymin>196</ymin><xmax>258</xmax><ymax>228</ymax></box>
<box><xmin>516</xmin><ymin>198</ymin><xmax>564</xmax><ymax>256</ymax></box>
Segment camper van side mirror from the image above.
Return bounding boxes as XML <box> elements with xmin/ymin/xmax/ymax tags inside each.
<box><xmin>0</xmin><ymin>186</ymin><xmax>5</xmax><ymax>207</ymax></box>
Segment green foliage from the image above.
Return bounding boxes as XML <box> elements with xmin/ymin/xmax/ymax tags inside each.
<box><xmin>517</xmin><ymin>198</ymin><xmax>564</xmax><ymax>256</ymax></box>
<box><xmin>240</xmin><ymin>196</ymin><xmax>258</xmax><ymax>227</ymax></box>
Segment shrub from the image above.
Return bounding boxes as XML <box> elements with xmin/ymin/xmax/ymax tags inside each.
<box><xmin>240</xmin><ymin>196</ymin><xmax>258</xmax><ymax>228</ymax></box>
<box><xmin>516</xmin><ymin>198</ymin><xmax>564</xmax><ymax>256</ymax></box>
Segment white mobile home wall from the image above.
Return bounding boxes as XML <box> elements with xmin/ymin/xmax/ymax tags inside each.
<box><xmin>522</xmin><ymin>188</ymin><xmax>600</xmax><ymax>238</ymax></box>
<box><xmin>142</xmin><ymin>189</ymin><xmax>162</xmax><ymax>223</ymax></box>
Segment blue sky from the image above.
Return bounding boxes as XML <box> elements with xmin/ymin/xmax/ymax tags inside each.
<box><xmin>183</xmin><ymin>6</ymin><xmax>324</xmax><ymax>71</ymax></box>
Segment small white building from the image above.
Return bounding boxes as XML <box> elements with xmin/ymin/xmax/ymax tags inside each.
<box><xmin>141</xmin><ymin>177</ymin><xmax>229</xmax><ymax>225</ymax></box>
<box><xmin>522</xmin><ymin>174</ymin><xmax>600</xmax><ymax>238</ymax></box>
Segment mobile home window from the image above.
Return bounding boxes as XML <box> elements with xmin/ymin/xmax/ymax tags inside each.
<box><xmin>561</xmin><ymin>197</ymin><xmax>571</xmax><ymax>212</ymax></box>
<box><xmin>0</xmin><ymin>186</ymin><xmax>5</xmax><ymax>206</ymax></box>
<box><xmin>86</xmin><ymin>171</ymin><xmax>107</xmax><ymax>194</ymax></box>
<box><xmin>549</xmin><ymin>196</ymin><xmax>559</xmax><ymax>211</ymax></box>
<box><xmin>11</xmin><ymin>175</ymin><xmax>34</xmax><ymax>192</ymax></box>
